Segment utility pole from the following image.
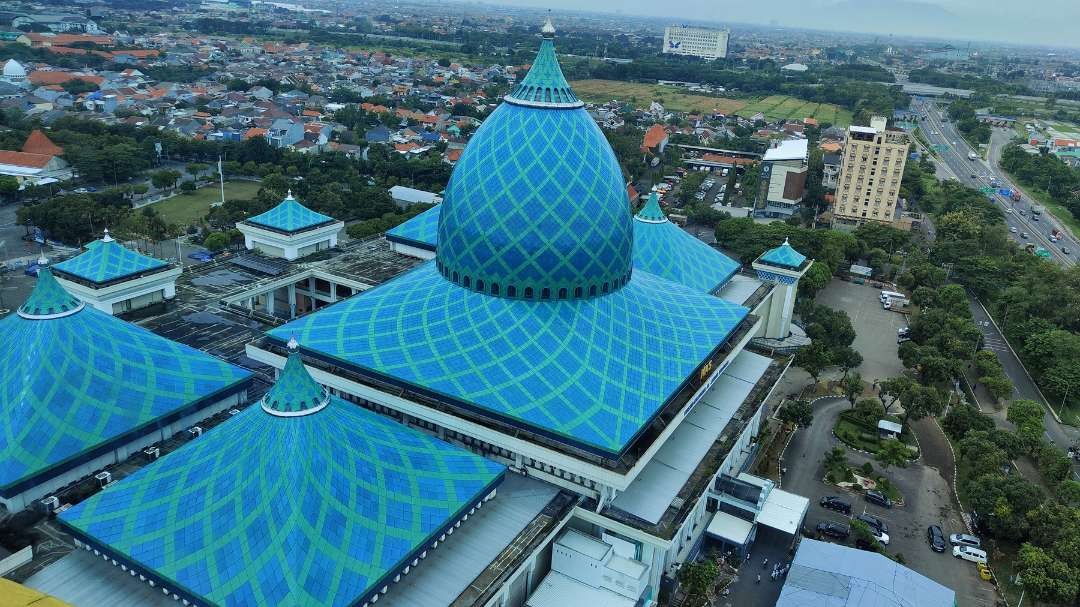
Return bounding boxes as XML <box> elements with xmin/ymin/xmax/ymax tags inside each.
<box><xmin>218</xmin><ymin>155</ymin><xmax>225</xmax><ymax>206</ymax></box>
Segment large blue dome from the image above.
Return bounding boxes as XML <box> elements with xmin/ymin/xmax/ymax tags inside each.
<box><xmin>436</xmin><ymin>24</ymin><xmax>632</xmax><ymax>301</ymax></box>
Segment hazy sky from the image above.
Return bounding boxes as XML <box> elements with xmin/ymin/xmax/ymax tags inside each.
<box><xmin>469</xmin><ymin>0</ymin><xmax>1079</xmax><ymax>49</ymax></box>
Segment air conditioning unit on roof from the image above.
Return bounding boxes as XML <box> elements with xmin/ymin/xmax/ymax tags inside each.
<box><xmin>229</xmin><ymin>408</ymin><xmax>242</xmax><ymax>416</ymax></box>
<box><xmin>187</xmin><ymin>426</ymin><xmax>203</xmax><ymax>440</ymax></box>
<box><xmin>143</xmin><ymin>446</ymin><xmax>160</xmax><ymax>461</ymax></box>
<box><xmin>39</xmin><ymin>495</ymin><xmax>60</xmax><ymax>513</ymax></box>
<box><xmin>95</xmin><ymin>471</ymin><xmax>112</xmax><ymax>488</ymax></box>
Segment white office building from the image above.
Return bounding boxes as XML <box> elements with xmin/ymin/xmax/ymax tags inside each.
<box><xmin>662</xmin><ymin>26</ymin><xmax>730</xmax><ymax>60</ymax></box>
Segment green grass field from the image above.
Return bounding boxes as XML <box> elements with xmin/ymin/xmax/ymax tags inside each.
<box><xmin>570</xmin><ymin>79</ymin><xmax>747</xmax><ymax>114</ymax></box>
<box><xmin>738</xmin><ymin>95</ymin><xmax>854</xmax><ymax>127</ymax></box>
<box><xmin>150</xmin><ymin>181</ymin><xmax>262</xmax><ymax>227</ymax></box>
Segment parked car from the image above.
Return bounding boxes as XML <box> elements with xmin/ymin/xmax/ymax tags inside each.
<box><xmin>928</xmin><ymin>525</ymin><xmax>947</xmax><ymax>552</ymax></box>
<box><xmin>820</xmin><ymin>496</ymin><xmax>852</xmax><ymax>515</ymax></box>
<box><xmin>1009</xmin><ymin>226</ymin><xmax>1018</xmax><ymax>233</ymax></box>
<box><xmin>1064</xmin><ymin>247</ymin><xmax>1071</xmax><ymax>255</ymax></box>
<box><xmin>1021</xmin><ymin>232</ymin><xmax>1030</xmax><ymax>239</ymax></box>
<box><xmin>856</xmin><ymin>513</ymin><xmax>888</xmax><ymax>534</ymax></box>
<box><xmin>865</xmin><ymin>490</ymin><xmax>893</xmax><ymax>508</ymax></box>
<box><xmin>872</xmin><ymin>528</ymin><xmax>890</xmax><ymax>546</ymax></box>
<box><xmin>950</xmin><ymin>534</ymin><xmax>982</xmax><ymax>549</ymax></box>
<box><xmin>188</xmin><ymin>251</ymin><xmax>214</xmax><ymax>262</ymax></box>
<box><xmin>953</xmin><ymin>545</ymin><xmax>988</xmax><ymax>564</ymax></box>
<box><xmin>816</xmin><ymin>522</ymin><xmax>850</xmax><ymax>540</ymax></box>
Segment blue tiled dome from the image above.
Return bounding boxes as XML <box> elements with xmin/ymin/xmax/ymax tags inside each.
<box><xmin>436</xmin><ymin>25</ymin><xmax>632</xmax><ymax>301</ymax></box>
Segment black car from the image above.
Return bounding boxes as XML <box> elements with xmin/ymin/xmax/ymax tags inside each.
<box><xmin>856</xmin><ymin>513</ymin><xmax>888</xmax><ymax>535</ymax></box>
<box><xmin>928</xmin><ymin>525</ymin><xmax>947</xmax><ymax>552</ymax></box>
<box><xmin>820</xmin><ymin>496</ymin><xmax>852</xmax><ymax>515</ymax></box>
<box><xmin>865</xmin><ymin>490</ymin><xmax>893</xmax><ymax>508</ymax></box>
<box><xmin>816</xmin><ymin>522</ymin><xmax>850</xmax><ymax>540</ymax></box>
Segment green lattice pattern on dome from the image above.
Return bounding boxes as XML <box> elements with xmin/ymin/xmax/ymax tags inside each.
<box><xmin>386</xmin><ymin>204</ymin><xmax>439</xmax><ymax>252</ymax></box>
<box><xmin>53</xmin><ymin>237</ymin><xmax>167</xmax><ymax>285</ymax></box>
<box><xmin>633</xmin><ymin>210</ymin><xmax>740</xmax><ymax>294</ymax></box>
<box><xmin>506</xmin><ymin>37</ymin><xmax>581</xmax><ymax>107</ymax></box>
<box><xmin>18</xmin><ymin>268</ymin><xmax>83</xmax><ymax>318</ymax></box>
<box><xmin>635</xmin><ymin>193</ymin><xmax>667</xmax><ymax>223</ymax></box>
<box><xmin>60</xmin><ymin>393</ymin><xmax>504</xmax><ymax>607</ymax></box>
<box><xmin>261</xmin><ymin>349</ymin><xmax>330</xmax><ymax>415</ymax></box>
<box><xmin>436</xmin><ymin>102</ymin><xmax>633</xmax><ymax>300</ymax></box>
<box><xmin>270</xmin><ymin>263</ymin><xmax>749</xmax><ymax>455</ymax></box>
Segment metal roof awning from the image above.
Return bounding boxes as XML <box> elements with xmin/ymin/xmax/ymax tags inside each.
<box><xmin>526</xmin><ymin>571</ymin><xmax>637</xmax><ymax>607</ymax></box>
<box><xmin>705</xmin><ymin>510</ymin><xmax>754</xmax><ymax>545</ymax></box>
<box><xmin>757</xmin><ymin>488</ymin><xmax>809</xmax><ymax>535</ymax></box>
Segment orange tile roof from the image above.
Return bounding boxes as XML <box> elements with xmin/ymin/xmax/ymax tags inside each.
<box><xmin>641</xmin><ymin>124</ymin><xmax>668</xmax><ymax>150</ymax></box>
<box><xmin>803</xmin><ymin>117</ymin><xmax>819</xmax><ymax>127</ymax></box>
<box><xmin>0</xmin><ymin>151</ymin><xmax>53</xmax><ymax>169</ymax></box>
<box><xmin>395</xmin><ymin>142</ymin><xmax>420</xmax><ymax>153</ymax></box>
<box><xmin>28</xmin><ymin>71</ymin><xmax>104</xmax><ymax>86</ymax></box>
<box><xmin>243</xmin><ymin>127</ymin><xmax>267</xmax><ymax>140</ymax></box>
<box><xmin>445</xmin><ymin>148</ymin><xmax>463</xmax><ymax>162</ymax></box>
<box><xmin>701</xmin><ymin>153</ymin><xmax>756</xmax><ymax>166</ymax></box>
<box><xmin>820</xmin><ymin>141</ymin><xmax>842</xmax><ymax>153</ymax></box>
<box><xmin>22</xmin><ymin>130</ymin><xmax>63</xmax><ymax>156</ymax></box>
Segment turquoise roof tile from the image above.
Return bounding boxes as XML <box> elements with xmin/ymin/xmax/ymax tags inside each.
<box><xmin>246</xmin><ymin>192</ymin><xmax>336</xmax><ymax>234</ymax></box>
<box><xmin>60</xmin><ymin>360</ymin><xmax>504</xmax><ymax>607</ymax></box>
<box><xmin>437</xmin><ymin>35</ymin><xmax>631</xmax><ymax>301</ymax></box>
<box><xmin>635</xmin><ymin>192</ymin><xmax>667</xmax><ymax>223</ymax></box>
<box><xmin>505</xmin><ymin>22</ymin><xmax>581</xmax><ymax>108</ymax></box>
<box><xmin>260</xmin><ymin>343</ymin><xmax>331</xmax><ymax>415</ymax></box>
<box><xmin>386</xmin><ymin>205</ymin><xmax>440</xmax><ymax>252</ymax></box>
<box><xmin>759</xmin><ymin>238</ymin><xmax>807</xmax><ymax>270</ymax></box>
<box><xmin>633</xmin><ymin>202</ymin><xmax>740</xmax><ymax>293</ymax></box>
<box><xmin>53</xmin><ymin>232</ymin><xmax>168</xmax><ymax>285</ymax></box>
<box><xmin>269</xmin><ymin>263</ymin><xmax>749</xmax><ymax>455</ymax></box>
<box><xmin>1</xmin><ymin>273</ymin><xmax>252</xmax><ymax>496</ymax></box>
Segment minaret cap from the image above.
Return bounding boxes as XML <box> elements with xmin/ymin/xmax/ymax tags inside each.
<box><xmin>102</xmin><ymin>228</ymin><xmax>114</xmax><ymax>242</ymax></box>
<box><xmin>286</xmin><ymin>189</ymin><xmax>294</xmax><ymax>199</ymax></box>
<box><xmin>37</xmin><ymin>251</ymin><xmax>48</xmax><ymax>266</ymax></box>
<box><xmin>287</xmin><ymin>335</ymin><xmax>299</xmax><ymax>350</ymax></box>
<box><xmin>541</xmin><ymin>17</ymin><xmax>556</xmax><ymax>38</ymax></box>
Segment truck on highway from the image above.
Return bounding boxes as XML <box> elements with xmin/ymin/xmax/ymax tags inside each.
<box><xmin>1031</xmin><ymin>205</ymin><xmax>1043</xmax><ymax>215</ymax></box>
<box><xmin>1052</xmin><ymin>228</ymin><xmax>1063</xmax><ymax>242</ymax></box>
<box><xmin>1011</xmin><ymin>190</ymin><xmax>1022</xmax><ymax>203</ymax></box>
<box><xmin>1035</xmin><ymin>247</ymin><xmax>1052</xmax><ymax>259</ymax></box>
<box><xmin>968</xmin><ymin>152</ymin><xmax>978</xmax><ymax>160</ymax></box>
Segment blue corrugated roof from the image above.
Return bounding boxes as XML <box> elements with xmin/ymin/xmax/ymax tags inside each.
<box><xmin>246</xmin><ymin>192</ymin><xmax>336</xmax><ymax>233</ymax></box>
<box><xmin>386</xmin><ymin>205</ymin><xmax>440</xmax><ymax>252</ymax></box>
<box><xmin>0</xmin><ymin>272</ymin><xmax>252</xmax><ymax>496</ymax></box>
<box><xmin>758</xmin><ymin>238</ymin><xmax>807</xmax><ymax>270</ymax></box>
<box><xmin>60</xmin><ymin>351</ymin><xmax>504</xmax><ymax>607</ymax></box>
<box><xmin>269</xmin><ymin>262</ymin><xmax>749</xmax><ymax>455</ymax></box>
<box><xmin>776</xmin><ymin>539</ymin><xmax>956</xmax><ymax>607</ymax></box>
<box><xmin>53</xmin><ymin>233</ymin><xmax>168</xmax><ymax>284</ymax></box>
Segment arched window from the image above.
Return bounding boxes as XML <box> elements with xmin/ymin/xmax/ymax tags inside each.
<box><xmin>463</xmin><ymin>276</ymin><xmax>470</xmax><ymax>288</ymax></box>
<box><xmin>476</xmin><ymin>279</ymin><xmax>484</xmax><ymax>292</ymax></box>
<box><xmin>589</xmin><ymin>285</ymin><xmax>597</xmax><ymax>297</ymax></box>
<box><xmin>452</xmin><ymin>271</ymin><xmax>458</xmax><ymax>283</ymax></box>
<box><xmin>602</xmin><ymin>282</ymin><xmax>609</xmax><ymax>293</ymax></box>
<box><xmin>574</xmin><ymin>286</ymin><xmax>582</xmax><ymax>298</ymax></box>
<box><xmin>524</xmin><ymin>287</ymin><xmax>533</xmax><ymax>299</ymax></box>
<box><xmin>545</xmin><ymin>88</ymin><xmax>552</xmax><ymax>103</ymax></box>
<box><xmin>558</xmin><ymin>288</ymin><xmax>567</xmax><ymax>299</ymax></box>
<box><xmin>541</xmin><ymin>288</ymin><xmax>550</xmax><ymax>300</ymax></box>
<box><xmin>491</xmin><ymin>283</ymin><xmax>499</xmax><ymax>295</ymax></box>
<box><xmin>507</xmin><ymin>285</ymin><xmax>516</xmax><ymax>297</ymax></box>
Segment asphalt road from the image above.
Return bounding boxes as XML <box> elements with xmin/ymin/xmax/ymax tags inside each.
<box><xmin>914</xmin><ymin>99</ymin><xmax>1077</xmax><ymax>266</ymax></box>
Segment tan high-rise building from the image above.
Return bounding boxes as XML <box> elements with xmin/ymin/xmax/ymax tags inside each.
<box><xmin>832</xmin><ymin>116</ymin><xmax>910</xmax><ymax>228</ymax></box>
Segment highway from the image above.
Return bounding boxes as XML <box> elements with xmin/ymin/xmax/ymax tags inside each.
<box><xmin>913</xmin><ymin>98</ymin><xmax>1078</xmax><ymax>267</ymax></box>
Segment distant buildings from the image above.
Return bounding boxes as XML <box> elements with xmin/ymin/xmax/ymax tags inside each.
<box><xmin>237</xmin><ymin>191</ymin><xmax>344</xmax><ymax>261</ymax></box>
<box><xmin>11</xmin><ymin>13</ymin><xmax>103</xmax><ymax>34</ymax></box>
<box><xmin>0</xmin><ymin>130</ymin><xmax>73</xmax><ymax>187</ymax></box>
<box><xmin>832</xmin><ymin>116</ymin><xmax>910</xmax><ymax>228</ymax></box>
<box><xmin>755</xmin><ymin>139</ymin><xmax>809</xmax><ymax>220</ymax></box>
<box><xmin>662</xmin><ymin>25</ymin><xmax>729</xmax><ymax>60</ymax></box>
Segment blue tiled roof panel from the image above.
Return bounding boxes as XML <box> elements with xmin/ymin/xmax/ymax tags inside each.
<box><xmin>60</xmin><ymin>398</ymin><xmax>505</xmax><ymax>607</ymax></box>
<box><xmin>633</xmin><ymin>217</ymin><xmax>740</xmax><ymax>293</ymax></box>
<box><xmin>0</xmin><ymin>290</ymin><xmax>252</xmax><ymax>491</ymax></box>
<box><xmin>270</xmin><ymin>263</ymin><xmax>749</xmax><ymax>454</ymax></box>
<box><xmin>759</xmin><ymin>241</ymin><xmax>807</xmax><ymax>270</ymax></box>
<box><xmin>386</xmin><ymin>205</ymin><xmax>440</xmax><ymax>251</ymax></box>
<box><xmin>53</xmin><ymin>239</ymin><xmax>167</xmax><ymax>284</ymax></box>
<box><xmin>247</xmin><ymin>196</ymin><xmax>336</xmax><ymax>233</ymax></box>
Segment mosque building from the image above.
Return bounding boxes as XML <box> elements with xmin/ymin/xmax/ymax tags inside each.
<box><xmin>10</xmin><ymin>19</ymin><xmax>814</xmax><ymax>607</ymax></box>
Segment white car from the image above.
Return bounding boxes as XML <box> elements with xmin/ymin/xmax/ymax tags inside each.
<box><xmin>1010</xmin><ymin>226</ymin><xmax>1018</xmax><ymax>233</ymax></box>
<box><xmin>873</xmin><ymin>529</ymin><xmax>891</xmax><ymax>546</ymax></box>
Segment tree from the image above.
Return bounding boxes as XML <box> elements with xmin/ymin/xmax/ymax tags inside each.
<box><xmin>941</xmin><ymin>403</ymin><xmax>994</xmax><ymax>439</ymax></box>
<box><xmin>878</xmin><ymin>376</ymin><xmax>916</xmax><ymax>413</ymax></box>
<box><xmin>843</xmin><ymin>373</ymin><xmax>863</xmax><ymax>407</ymax></box>
<box><xmin>850</xmin><ymin>520</ymin><xmax>884</xmax><ymax>554</ymax></box>
<box><xmin>1008</xmin><ymin>399</ymin><xmax>1045</xmax><ymax>432</ymax></box>
<box><xmin>0</xmin><ymin>175</ymin><xmax>18</xmax><ymax>199</ymax></box>
<box><xmin>852</xmin><ymin>399</ymin><xmax>886</xmax><ymax>428</ymax></box>
<box><xmin>203</xmin><ymin>232</ymin><xmax>228</xmax><ymax>252</ymax></box>
<box><xmin>824</xmin><ymin>446</ymin><xmax>848</xmax><ymax>475</ymax></box>
<box><xmin>901</xmin><ymin>385</ymin><xmax>947</xmax><ymax>425</ymax></box>
<box><xmin>180</xmin><ymin>180</ymin><xmax>197</xmax><ymax>193</ymax></box>
<box><xmin>677</xmin><ymin>559</ymin><xmax>719</xmax><ymax>606</ymax></box>
<box><xmin>833</xmin><ymin>346</ymin><xmax>863</xmax><ymax>378</ymax></box>
<box><xmin>979</xmin><ymin>374</ymin><xmax>1014</xmax><ymax>402</ymax></box>
<box><xmin>875</xmin><ymin>439</ymin><xmax>911</xmax><ymax>471</ymax></box>
<box><xmin>778</xmin><ymin>400</ymin><xmax>813</xmax><ymax>428</ymax></box>
<box><xmin>151</xmin><ymin>170</ymin><xmax>181</xmax><ymax>190</ymax></box>
<box><xmin>1016</xmin><ymin>543</ymin><xmax>1080</xmax><ymax>605</ymax></box>
<box><xmin>794</xmin><ymin>343</ymin><xmax>831</xmax><ymax>384</ymax></box>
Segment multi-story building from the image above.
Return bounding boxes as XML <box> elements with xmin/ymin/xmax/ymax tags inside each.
<box><xmin>754</xmin><ymin>139</ymin><xmax>809</xmax><ymax>220</ymax></box>
<box><xmin>831</xmin><ymin>116</ymin><xmax>910</xmax><ymax>228</ymax></box>
<box><xmin>662</xmin><ymin>25</ymin><xmax>730</xmax><ymax>60</ymax></box>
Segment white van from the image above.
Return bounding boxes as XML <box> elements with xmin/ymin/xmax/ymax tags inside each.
<box><xmin>953</xmin><ymin>545</ymin><xmax>987</xmax><ymax>564</ymax></box>
<box><xmin>880</xmin><ymin>290</ymin><xmax>905</xmax><ymax>302</ymax></box>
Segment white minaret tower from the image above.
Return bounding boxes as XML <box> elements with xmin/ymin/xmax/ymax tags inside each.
<box><xmin>751</xmin><ymin>238</ymin><xmax>812</xmax><ymax>339</ymax></box>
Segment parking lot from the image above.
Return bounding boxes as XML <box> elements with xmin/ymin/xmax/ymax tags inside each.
<box><xmin>815</xmin><ymin>278</ymin><xmax>909</xmax><ymax>383</ymax></box>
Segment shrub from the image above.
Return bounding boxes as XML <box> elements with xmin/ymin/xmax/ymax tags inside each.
<box><xmin>861</xmin><ymin>462</ymin><xmax>874</xmax><ymax>475</ymax></box>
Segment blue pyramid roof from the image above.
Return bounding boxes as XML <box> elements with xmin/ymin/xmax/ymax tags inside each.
<box><xmin>759</xmin><ymin>238</ymin><xmax>807</xmax><ymax>270</ymax></box>
<box><xmin>0</xmin><ymin>272</ymin><xmax>252</xmax><ymax>498</ymax></box>
<box><xmin>386</xmin><ymin>205</ymin><xmax>440</xmax><ymax>252</ymax></box>
<box><xmin>246</xmin><ymin>192</ymin><xmax>336</xmax><ymax>234</ymax></box>
<box><xmin>504</xmin><ymin>21</ymin><xmax>581</xmax><ymax>108</ymax></box>
<box><xmin>261</xmin><ymin>343</ymin><xmax>331</xmax><ymax>416</ymax></box>
<box><xmin>60</xmin><ymin>353</ymin><xmax>504</xmax><ymax>607</ymax></box>
<box><xmin>53</xmin><ymin>231</ymin><xmax>168</xmax><ymax>285</ymax></box>
<box><xmin>270</xmin><ymin>263</ymin><xmax>749</xmax><ymax>455</ymax></box>
<box><xmin>436</xmin><ymin>26</ymin><xmax>631</xmax><ymax>301</ymax></box>
<box><xmin>633</xmin><ymin>200</ymin><xmax>740</xmax><ymax>293</ymax></box>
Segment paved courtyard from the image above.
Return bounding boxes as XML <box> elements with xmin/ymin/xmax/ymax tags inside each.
<box><xmin>815</xmin><ymin>278</ymin><xmax>908</xmax><ymax>384</ymax></box>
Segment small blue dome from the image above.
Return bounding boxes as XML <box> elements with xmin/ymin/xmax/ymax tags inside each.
<box><xmin>436</xmin><ymin>25</ymin><xmax>632</xmax><ymax>301</ymax></box>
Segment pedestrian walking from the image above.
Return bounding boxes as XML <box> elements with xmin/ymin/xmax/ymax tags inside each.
<box><xmin>756</xmin><ymin>574</ymin><xmax>761</xmax><ymax>584</ymax></box>
<box><xmin>762</xmin><ymin>557</ymin><xmax>768</xmax><ymax>568</ymax></box>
